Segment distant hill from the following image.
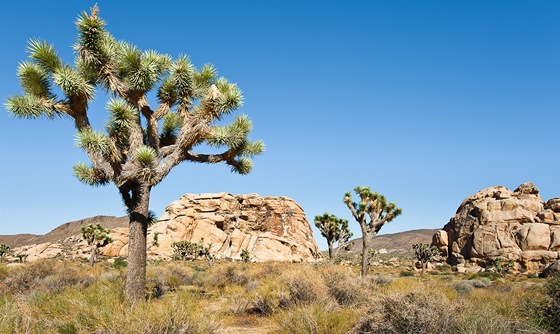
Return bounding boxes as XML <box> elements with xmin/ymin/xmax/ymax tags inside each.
<box><xmin>0</xmin><ymin>215</ymin><xmax>128</xmax><ymax>248</ymax></box>
<box><xmin>0</xmin><ymin>215</ymin><xmax>437</xmax><ymax>255</ymax></box>
<box><xmin>345</xmin><ymin>229</ymin><xmax>438</xmax><ymax>254</ymax></box>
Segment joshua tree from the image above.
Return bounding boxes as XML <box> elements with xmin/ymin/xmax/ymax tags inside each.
<box><xmin>240</xmin><ymin>248</ymin><xmax>252</xmax><ymax>263</ymax></box>
<box><xmin>6</xmin><ymin>6</ymin><xmax>263</xmax><ymax>300</ymax></box>
<box><xmin>172</xmin><ymin>240</ymin><xmax>201</xmax><ymax>262</ymax></box>
<box><xmin>412</xmin><ymin>243</ymin><xmax>439</xmax><ymax>274</ymax></box>
<box><xmin>344</xmin><ymin>186</ymin><xmax>402</xmax><ymax>279</ymax></box>
<box><xmin>314</xmin><ymin>213</ymin><xmax>353</xmax><ymax>263</ymax></box>
<box><xmin>81</xmin><ymin>223</ymin><xmax>113</xmax><ymax>266</ymax></box>
<box><xmin>0</xmin><ymin>243</ymin><xmax>10</xmax><ymax>263</ymax></box>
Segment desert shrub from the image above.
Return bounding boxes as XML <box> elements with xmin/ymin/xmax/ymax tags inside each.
<box><xmin>207</xmin><ymin>263</ymin><xmax>249</xmax><ymax>288</ymax></box>
<box><xmin>371</xmin><ymin>274</ymin><xmax>394</xmax><ymax>287</ymax></box>
<box><xmin>399</xmin><ymin>270</ymin><xmax>414</xmax><ymax>277</ymax></box>
<box><xmin>283</xmin><ymin>266</ymin><xmax>328</xmax><ymax>305</ymax></box>
<box><xmin>1</xmin><ymin>261</ymin><xmax>93</xmax><ymax>295</ymax></box>
<box><xmin>352</xmin><ymin>291</ymin><xmax>458</xmax><ymax>334</ymax></box>
<box><xmin>111</xmin><ymin>257</ymin><xmax>127</xmax><ymax>268</ymax></box>
<box><xmin>451</xmin><ymin>281</ymin><xmax>474</xmax><ymax>295</ymax></box>
<box><xmin>469</xmin><ymin>278</ymin><xmax>492</xmax><ymax>288</ymax></box>
<box><xmin>320</xmin><ymin>266</ymin><xmax>367</xmax><ymax>306</ymax></box>
<box><xmin>275</xmin><ymin>303</ymin><xmax>359</xmax><ymax>334</ymax></box>
<box><xmin>534</xmin><ymin>274</ymin><xmax>560</xmax><ymax>332</ymax></box>
<box><xmin>435</xmin><ymin>264</ymin><xmax>452</xmax><ymax>272</ymax></box>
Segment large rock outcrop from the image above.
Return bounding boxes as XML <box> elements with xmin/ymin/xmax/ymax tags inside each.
<box><xmin>436</xmin><ymin>182</ymin><xmax>560</xmax><ymax>272</ymax></box>
<box><xmin>6</xmin><ymin>193</ymin><xmax>319</xmax><ymax>263</ymax></box>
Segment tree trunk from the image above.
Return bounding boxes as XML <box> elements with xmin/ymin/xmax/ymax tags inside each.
<box><xmin>125</xmin><ymin>182</ymin><xmax>151</xmax><ymax>301</ymax></box>
<box><xmin>361</xmin><ymin>234</ymin><xmax>369</xmax><ymax>279</ymax></box>
<box><xmin>90</xmin><ymin>244</ymin><xmax>97</xmax><ymax>266</ymax></box>
<box><xmin>328</xmin><ymin>240</ymin><xmax>334</xmax><ymax>264</ymax></box>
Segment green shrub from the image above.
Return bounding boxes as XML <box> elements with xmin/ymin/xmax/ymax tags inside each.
<box><xmin>112</xmin><ymin>257</ymin><xmax>127</xmax><ymax>269</ymax></box>
<box><xmin>538</xmin><ymin>274</ymin><xmax>560</xmax><ymax>332</ymax></box>
<box><xmin>399</xmin><ymin>271</ymin><xmax>415</xmax><ymax>277</ymax></box>
<box><xmin>452</xmin><ymin>281</ymin><xmax>474</xmax><ymax>295</ymax></box>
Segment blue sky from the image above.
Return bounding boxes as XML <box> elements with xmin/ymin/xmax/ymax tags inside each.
<box><xmin>1</xmin><ymin>1</ymin><xmax>559</xmax><ymax>250</ymax></box>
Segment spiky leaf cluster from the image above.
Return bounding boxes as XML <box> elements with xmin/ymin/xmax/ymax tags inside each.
<box><xmin>73</xmin><ymin>163</ymin><xmax>109</xmax><ymax>186</ymax></box>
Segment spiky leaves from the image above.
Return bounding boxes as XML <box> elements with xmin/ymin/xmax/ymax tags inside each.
<box><xmin>119</xmin><ymin>45</ymin><xmax>171</xmax><ymax>92</ymax></box>
<box><xmin>5</xmin><ymin>94</ymin><xmax>56</xmax><ymax>119</ymax></box>
<box><xmin>159</xmin><ymin>112</ymin><xmax>182</xmax><ymax>146</ymax></box>
<box><xmin>106</xmin><ymin>98</ymin><xmax>137</xmax><ymax>152</ymax></box>
<box><xmin>27</xmin><ymin>39</ymin><xmax>63</xmax><ymax>73</ymax></box>
<box><xmin>73</xmin><ymin>163</ymin><xmax>109</xmax><ymax>186</ymax></box>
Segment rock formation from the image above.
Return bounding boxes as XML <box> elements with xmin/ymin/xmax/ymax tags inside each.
<box><xmin>435</xmin><ymin>182</ymin><xmax>560</xmax><ymax>272</ymax></box>
<box><xmin>5</xmin><ymin>193</ymin><xmax>319</xmax><ymax>263</ymax></box>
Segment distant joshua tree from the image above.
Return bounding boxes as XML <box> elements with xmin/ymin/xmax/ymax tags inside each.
<box><xmin>81</xmin><ymin>224</ymin><xmax>113</xmax><ymax>266</ymax></box>
<box><xmin>0</xmin><ymin>243</ymin><xmax>10</xmax><ymax>263</ymax></box>
<box><xmin>314</xmin><ymin>213</ymin><xmax>352</xmax><ymax>263</ymax></box>
<box><xmin>344</xmin><ymin>186</ymin><xmax>401</xmax><ymax>279</ymax></box>
<box><xmin>6</xmin><ymin>6</ymin><xmax>263</xmax><ymax>300</ymax></box>
<box><xmin>412</xmin><ymin>243</ymin><xmax>439</xmax><ymax>274</ymax></box>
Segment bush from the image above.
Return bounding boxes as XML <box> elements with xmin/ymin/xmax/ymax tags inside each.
<box><xmin>352</xmin><ymin>291</ymin><xmax>458</xmax><ymax>334</ymax></box>
<box><xmin>399</xmin><ymin>271</ymin><xmax>414</xmax><ymax>277</ymax></box>
<box><xmin>538</xmin><ymin>274</ymin><xmax>560</xmax><ymax>332</ymax></box>
<box><xmin>320</xmin><ymin>266</ymin><xmax>366</xmax><ymax>306</ymax></box>
<box><xmin>451</xmin><ymin>281</ymin><xmax>474</xmax><ymax>295</ymax></box>
<box><xmin>371</xmin><ymin>274</ymin><xmax>394</xmax><ymax>287</ymax></box>
<box><xmin>275</xmin><ymin>303</ymin><xmax>359</xmax><ymax>334</ymax></box>
<box><xmin>112</xmin><ymin>257</ymin><xmax>127</xmax><ymax>269</ymax></box>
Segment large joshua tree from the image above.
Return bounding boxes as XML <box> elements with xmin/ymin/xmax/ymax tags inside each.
<box><xmin>5</xmin><ymin>6</ymin><xmax>264</xmax><ymax>300</ymax></box>
<box><xmin>314</xmin><ymin>213</ymin><xmax>352</xmax><ymax>263</ymax></box>
<box><xmin>343</xmin><ymin>186</ymin><xmax>401</xmax><ymax>279</ymax></box>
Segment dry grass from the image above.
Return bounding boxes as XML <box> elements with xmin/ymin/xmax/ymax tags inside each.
<box><xmin>0</xmin><ymin>259</ymin><xmax>550</xmax><ymax>333</ymax></box>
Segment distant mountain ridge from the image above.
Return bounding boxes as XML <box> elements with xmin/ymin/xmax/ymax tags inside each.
<box><xmin>346</xmin><ymin>229</ymin><xmax>438</xmax><ymax>253</ymax></box>
<box><xmin>0</xmin><ymin>215</ymin><xmax>128</xmax><ymax>248</ymax></box>
<box><xmin>1</xmin><ymin>214</ymin><xmax>437</xmax><ymax>254</ymax></box>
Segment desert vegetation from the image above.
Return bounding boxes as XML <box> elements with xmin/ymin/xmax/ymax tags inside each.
<box><xmin>0</xmin><ymin>257</ymin><xmax>556</xmax><ymax>333</ymax></box>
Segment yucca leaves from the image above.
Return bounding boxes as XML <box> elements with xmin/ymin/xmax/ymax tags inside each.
<box><xmin>231</xmin><ymin>157</ymin><xmax>253</xmax><ymax>175</ymax></box>
<box><xmin>27</xmin><ymin>39</ymin><xmax>62</xmax><ymax>73</ymax></box>
<box><xmin>134</xmin><ymin>145</ymin><xmax>157</xmax><ymax>167</ymax></box>
<box><xmin>73</xmin><ymin>163</ymin><xmax>109</xmax><ymax>186</ymax></box>
<box><xmin>171</xmin><ymin>56</ymin><xmax>195</xmax><ymax>102</ymax></box>
<box><xmin>215</xmin><ymin>77</ymin><xmax>243</xmax><ymax>114</ymax></box>
<box><xmin>17</xmin><ymin>62</ymin><xmax>52</xmax><ymax>98</ymax></box>
<box><xmin>159</xmin><ymin>112</ymin><xmax>182</xmax><ymax>146</ymax></box>
<box><xmin>53</xmin><ymin>65</ymin><xmax>94</xmax><ymax>99</ymax></box>
<box><xmin>76</xmin><ymin>129</ymin><xmax>110</xmax><ymax>156</ymax></box>
<box><xmin>5</xmin><ymin>94</ymin><xmax>56</xmax><ymax>119</ymax></box>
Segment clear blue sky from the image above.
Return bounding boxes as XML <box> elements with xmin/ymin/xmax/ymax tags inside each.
<box><xmin>1</xmin><ymin>1</ymin><xmax>559</xmax><ymax>250</ymax></box>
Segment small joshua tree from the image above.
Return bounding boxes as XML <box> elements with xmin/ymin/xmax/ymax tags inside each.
<box><xmin>198</xmin><ymin>238</ymin><xmax>215</xmax><ymax>269</ymax></box>
<box><xmin>0</xmin><ymin>244</ymin><xmax>10</xmax><ymax>263</ymax></box>
<box><xmin>493</xmin><ymin>257</ymin><xmax>514</xmax><ymax>277</ymax></box>
<box><xmin>172</xmin><ymin>240</ymin><xmax>201</xmax><ymax>262</ymax></box>
<box><xmin>240</xmin><ymin>248</ymin><xmax>251</xmax><ymax>263</ymax></box>
<box><xmin>314</xmin><ymin>213</ymin><xmax>353</xmax><ymax>263</ymax></box>
<box><xmin>81</xmin><ymin>224</ymin><xmax>113</xmax><ymax>266</ymax></box>
<box><xmin>344</xmin><ymin>186</ymin><xmax>402</xmax><ymax>279</ymax></box>
<box><xmin>412</xmin><ymin>243</ymin><xmax>439</xmax><ymax>274</ymax></box>
<box><xmin>16</xmin><ymin>253</ymin><xmax>28</xmax><ymax>263</ymax></box>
